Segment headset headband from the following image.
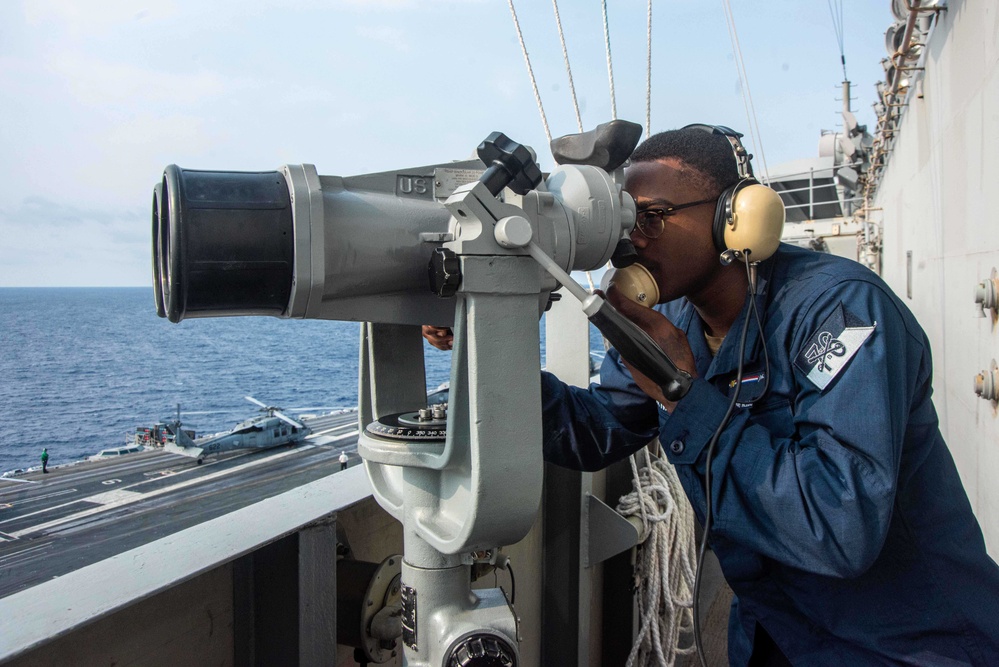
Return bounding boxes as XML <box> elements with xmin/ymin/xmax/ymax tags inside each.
<box><xmin>680</xmin><ymin>123</ymin><xmax>754</xmax><ymax>180</ymax></box>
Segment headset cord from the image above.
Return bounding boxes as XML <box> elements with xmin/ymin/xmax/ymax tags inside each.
<box><xmin>692</xmin><ymin>258</ymin><xmax>764</xmax><ymax>667</ymax></box>
<box><xmin>747</xmin><ymin>262</ymin><xmax>771</xmax><ymax>398</ymax></box>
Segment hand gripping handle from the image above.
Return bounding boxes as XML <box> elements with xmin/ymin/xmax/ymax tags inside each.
<box><xmin>586</xmin><ymin>296</ymin><xmax>692</xmax><ymax>402</ymax></box>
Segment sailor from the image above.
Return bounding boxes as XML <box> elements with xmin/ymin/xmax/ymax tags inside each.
<box><xmin>339</xmin><ymin>451</ymin><xmax>349</xmax><ymax>471</ymax></box>
<box><xmin>40</xmin><ymin>448</ymin><xmax>49</xmax><ymax>474</ymax></box>
<box><xmin>424</xmin><ymin>126</ymin><xmax>999</xmax><ymax>665</ymax></box>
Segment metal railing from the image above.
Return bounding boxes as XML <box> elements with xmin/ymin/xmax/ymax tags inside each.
<box><xmin>767</xmin><ymin>158</ymin><xmax>866</xmax><ymax>220</ymax></box>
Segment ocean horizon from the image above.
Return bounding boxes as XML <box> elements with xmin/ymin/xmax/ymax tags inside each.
<box><xmin>0</xmin><ymin>287</ymin><xmax>598</xmax><ymax>473</ymax></box>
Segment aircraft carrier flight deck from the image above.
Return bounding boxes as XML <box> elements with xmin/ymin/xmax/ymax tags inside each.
<box><xmin>0</xmin><ymin>411</ymin><xmax>360</xmax><ymax>600</ymax></box>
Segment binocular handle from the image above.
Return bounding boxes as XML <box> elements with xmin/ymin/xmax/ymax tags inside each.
<box><xmin>585</xmin><ymin>295</ymin><xmax>692</xmax><ymax>402</ymax></box>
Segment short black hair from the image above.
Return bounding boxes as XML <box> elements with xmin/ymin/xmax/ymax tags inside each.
<box><xmin>630</xmin><ymin>127</ymin><xmax>742</xmax><ymax>193</ymax></box>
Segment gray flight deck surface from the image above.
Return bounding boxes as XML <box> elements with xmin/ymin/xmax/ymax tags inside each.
<box><xmin>0</xmin><ymin>411</ymin><xmax>360</xmax><ymax>599</ymax></box>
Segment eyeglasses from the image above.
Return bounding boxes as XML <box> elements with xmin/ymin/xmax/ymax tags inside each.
<box><xmin>633</xmin><ymin>196</ymin><xmax>718</xmax><ymax>239</ymax></box>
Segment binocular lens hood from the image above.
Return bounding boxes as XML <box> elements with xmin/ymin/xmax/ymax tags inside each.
<box><xmin>154</xmin><ymin>165</ymin><xmax>295</xmax><ymax>323</ymax></box>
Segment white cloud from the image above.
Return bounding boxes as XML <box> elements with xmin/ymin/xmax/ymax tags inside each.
<box><xmin>75</xmin><ymin>113</ymin><xmax>216</xmax><ymax>199</ymax></box>
<box><xmin>355</xmin><ymin>25</ymin><xmax>410</xmax><ymax>52</ymax></box>
<box><xmin>22</xmin><ymin>0</ymin><xmax>179</xmax><ymax>34</ymax></box>
<box><xmin>335</xmin><ymin>0</ymin><xmax>488</xmax><ymax>8</ymax></box>
<box><xmin>338</xmin><ymin>0</ymin><xmax>417</xmax><ymax>7</ymax></box>
<box><xmin>0</xmin><ymin>198</ymin><xmax>149</xmax><ymax>286</ymax></box>
<box><xmin>103</xmin><ymin>113</ymin><xmax>212</xmax><ymax>153</ymax></box>
<box><xmin>47</xmin><ymin>52</ymin><xmax>230</xmax><ymax>108</ymax></box>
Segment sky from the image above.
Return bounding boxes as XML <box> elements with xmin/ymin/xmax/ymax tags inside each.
<box><xmin>0</xmin><ymin>0</ymin><xmax>894</xmax><ymax>287</ymax></box>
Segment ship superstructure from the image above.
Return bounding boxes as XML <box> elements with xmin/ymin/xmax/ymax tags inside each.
<box><xmin>1</xmin><ymin>2</ymin><xmax>996</xmax><ymax>666</ymax></box>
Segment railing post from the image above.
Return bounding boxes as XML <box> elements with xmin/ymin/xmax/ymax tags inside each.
<box><xmin>809</xmin><ymin>167</ymin><xmax>815</xmax><ymax>219</ymax></box>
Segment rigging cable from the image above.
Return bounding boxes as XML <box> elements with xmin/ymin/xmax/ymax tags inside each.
<box><xmin>617</xmin><ymin>445</ymin><xmax>698</xmax><ymax>667</ymax></box>
<box><xmin>507</xmin><ymin>0</ymin><xmax>553</xmax><ymax>144</ymax></box>
<box><xmin>645</xmin><ymin>0</ymin><xmax>653</xmax><ymax>138</ymax></box>
<box><xmin>601</xmin><ymin>0</ymin><xmax>618</xmax><ymax>119</ymax></box>
<box><xmin>552</xmin><ymin>0</ymin><xmax>584</xmax><ymax>132</ymax></box>
<box><xmin>827</xmin><ymin>0</ymin><xmax>848</xmax><ymax>80</ymax></box>
<box><xmin>586</xmin><ymin>0</ymin><xmax>617</xmax><ymax>280</ymax></box>
<box><xmin>720</xmin><ymin>0</ymin><xmax>770</xmax><ymax>182</ymax></box>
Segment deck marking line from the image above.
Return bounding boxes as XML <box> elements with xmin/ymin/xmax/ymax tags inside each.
<box><xmin>308</xmin><ymin>431</ymin><xmax>359</xmax><ymax>444</ymax></box>
<box><xmin>85</xmin><ymin>490</ymin><xmax>144</xmax><ymax>506</ymax></box>
<box><xmin>9</xmin><ymin>444</ymin><xmax>319</xmax><ymax>538</ymax></box>
<box><xmin>9</xmin><ymin>489</ymin><xmax>80</xmax><ymax>507</ymax></box>
<box><xmin>0</xmin><ymin>542</ymin><xmax>52</xmax><ymax>565</ymax></box>
<box><xmin>0</xmin><ymin>478</ymin><xmax>41</xmax><ymax>486</ymax></box>
<box><xmin>308</xmin><ymin>424</ymin><xmax>358</xmax><ymax>437</ymax></box>
<box><xmin>0</xmin><ymin>446</ymin><xmax>313</xmax><ymax>527</ymax></box>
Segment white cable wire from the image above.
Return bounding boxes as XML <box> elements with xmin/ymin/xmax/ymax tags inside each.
<box><xmin>617</xmin><ymin>445</ymin><xmax>698</xmax><ymax>667</ymax></box>
<box><xmin>601</xmin><ymin>0</ymin><xmax>618</xmax><ymax>119</ymax></box>
<box><xmin>551</xmin><ymin>0</ymin><xmax>584</xmax><ymax>132</ymax></box>
<box><xmin>507</xmin><ymin>0</ymin><xmax>552</xmax><ymax>144</ymax></box>
<box><xmin>645</xmin><ymin>0</ymin><xmax>653</xmax><ymax>138</ymax></box>
<box><xmin>721</xmin><ymin>0</ymin><xmax>770</xmax><ymax>182</ymax></box>
<box><xmin>827</xmin><ymin>0</ymin><xmax>848</xmax><ymax>80</ymax></box>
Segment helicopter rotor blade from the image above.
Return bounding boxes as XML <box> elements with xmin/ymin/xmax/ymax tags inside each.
<box><xmin>245</xmin><ymin>396</ymin><xmax>268</xmax><ymax>409</ymax></box>
<box><xmin>273</xmin><ymin>411</ymin><xmax>305</xmax><ymax>429</ymax></box>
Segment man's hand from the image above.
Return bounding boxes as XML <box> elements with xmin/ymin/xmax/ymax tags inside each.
<box><xmin>422</xmin><ymin>325</ymin><xmax>454</xmax><ymax>351</ymax></box>
<box><xmin>605</xmin><ymin>288</ymin><xmax>698</xmax><ymax>412</ymax></box>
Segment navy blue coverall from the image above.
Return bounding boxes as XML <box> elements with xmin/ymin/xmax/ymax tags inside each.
<box><xmin>541</xmin><ymin>244</ymin><xmax>999</xmax><ymax>665</ymax></box>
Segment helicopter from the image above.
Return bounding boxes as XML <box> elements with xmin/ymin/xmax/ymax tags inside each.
<box><xmin>163</xmin><ymin>396</ymin><xmax>311</xmax><ymax>464</ymax></box>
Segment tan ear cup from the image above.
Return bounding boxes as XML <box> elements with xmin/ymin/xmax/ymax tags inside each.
<box><xmin>724</xmin><ymin>183</ymin><xmax>786</xmax><ymax>262</ymax></box>
<box><xmin>602</xmin><ymin>263</ymin><xmax>660</xmax><ymax>307</ymax></box>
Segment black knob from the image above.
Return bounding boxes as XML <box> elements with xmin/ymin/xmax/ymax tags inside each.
<box><xmin>544</xmin><ymin>291</ymin><xmax>562</xmax><ymax>312</ymax></box>
<box><xmin>445</xmin><ymin>634</ymin><xmax>516</xmax><ymax>667</ymax></box>
<box><xmin>428</xmin><ymin>247</ymin><xmax>461</xmax><ymax>297</ymax></box>
<box><xmin>476</xmin><ymin>133</ymin><xmax>542</xmax><ymax>197</ymax></box>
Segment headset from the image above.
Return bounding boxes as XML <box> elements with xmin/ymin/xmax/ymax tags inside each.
<box><xmin>681</xmin><ymin>123</ymin><xmax>785</xmax><ymax>264</ymax></box>
<box><xmin>678</xmin><ymin>124</ymin><xmax>783</xmax><ymax>667</ymax></box>
<box><xmin>606</xmin><ymin>124</ymin><xmax>785</xmax><ymax>305</ymax></box>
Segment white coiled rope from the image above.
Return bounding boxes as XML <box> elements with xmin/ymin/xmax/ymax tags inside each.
<box><xmin>617</xmin><ymin>444</ymin><xmax>699</xmax><ymax>667</ymax></box>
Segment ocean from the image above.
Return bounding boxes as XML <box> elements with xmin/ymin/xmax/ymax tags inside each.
<box><xmin>0</xmin><ymin>288</ymin><xmax>597</xmax><ymax>473</ymax></box>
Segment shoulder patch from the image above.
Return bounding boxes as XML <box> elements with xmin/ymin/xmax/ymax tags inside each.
<box><xmin>794</xmin><ymin>303</ymin><xmax>876</xmax><ymax>391</ymax></box>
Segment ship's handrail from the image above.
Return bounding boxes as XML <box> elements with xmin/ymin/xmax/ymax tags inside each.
<box><xmin>783</xmin><ymin>195</ymin><xmax>864</xmax><ymax>212</ymax></box>
<box><xmin>0</xmin><ymin>466</ymin><xmax>373</xmax><ymax>662</ymax></box>
<box><xmin>765</xmin><ymin>158</ymin><xmax>866</xmax><ymax>183</ymax></box>
<box><xmin>766</xmin><ymin>158</ymin><xmax>866</xmax><ymax>220</ymax></box>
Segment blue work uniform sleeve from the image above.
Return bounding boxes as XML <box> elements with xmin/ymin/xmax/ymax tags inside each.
<box><xmin>541</xmin><ymin>348</ymin><xmax>661</xmax><ymax>471</ymax></box>
<box><xmin>660</xmin><ymin>279</ymin><xmax>927</xmax><ymax>578</ymax></box>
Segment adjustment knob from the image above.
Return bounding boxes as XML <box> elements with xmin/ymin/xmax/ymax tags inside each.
<box><xmin>476</xmin><ymin>133</ymin><xmax>542</xmax><ymax>196</ymax></box>
<box><xmin>445</xmin><ymin>634</ymin><xmax>517</xmax><ymax>667</ymax></box>
<box><xmin>428</xmin><ymin>247</ymin><xmax>461</xmax><ymax>297</ymax></box>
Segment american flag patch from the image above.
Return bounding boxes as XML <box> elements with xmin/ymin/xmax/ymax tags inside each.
<box><xmin>730</xmin><ymin>371</ymin><xmax>767</xmax><ymax>407</ymax></box>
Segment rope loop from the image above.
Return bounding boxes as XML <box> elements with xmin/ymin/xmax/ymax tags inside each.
<box><xmin>617</xmin><ymin>445</ymin><xmax>698</xmax><ymax>666</ymax></box>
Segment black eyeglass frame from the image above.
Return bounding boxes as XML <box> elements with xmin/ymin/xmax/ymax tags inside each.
<box><xmin>633</xmin><ymin>196</ymin><xmax>719</xmax><ymax>239</ymax></box>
